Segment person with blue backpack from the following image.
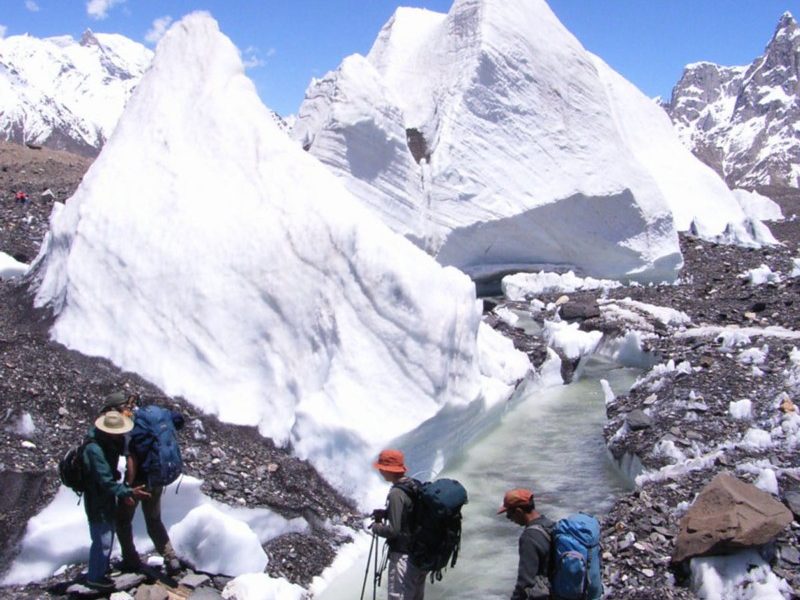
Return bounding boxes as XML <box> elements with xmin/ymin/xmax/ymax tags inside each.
<box><xmin>498</xmin><ymin>487</ymin><xmax>604</xmax><ymax>600</ymax></box>
<box><xmin>498</xmin><ymin>488</ymin><xmax>555</xmax><ymax>600</ymax></box>
<box><xmin>370</xmin><ymin>448</ymin><xmax>428</xmax><ymax>599</ymax></box>
<box><xmin>109</xmin><ymin>392</ymin><xmax>185</xmax><ymax>575</ymax></box>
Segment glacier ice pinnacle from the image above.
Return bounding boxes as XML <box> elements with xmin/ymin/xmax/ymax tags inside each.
<box><xmin>294</xmin><ymin>0</ymin><xmax>759</xmax><ymax>283</ymax></box>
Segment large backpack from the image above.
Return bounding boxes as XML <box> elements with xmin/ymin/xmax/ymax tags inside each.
<box><xmin>396</xmin><ymin>478</ymin><xmax>468</xmax><ymax>582</ymax></box>
<box><xmin>58</xmin><ymin>440</ymin><xmax>91</xmax><ymax>494</ymax></box>
<box><xmin>129</xmin><ymin>405</ymin><xmax>183</xmax><ymax>487</ymax></box>
<box><xmin>547</xmin><ymin>513</ymin><xmax>603</xmax><ymax>600</ymax></box>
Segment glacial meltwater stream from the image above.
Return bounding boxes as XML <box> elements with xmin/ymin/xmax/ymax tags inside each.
<box><xmin>318</xmin><ymin>356</ymin><xmax>639</xmax><ymax>599</ymax></box>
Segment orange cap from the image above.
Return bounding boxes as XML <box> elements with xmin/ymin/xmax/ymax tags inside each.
<box><xmin>497</xmin><ymin>488</ymin><xmax>534</xmax><ymax>514</ymax></box>
<box><xmin>373</xmin><ymin>449</ymin><xmax>407</xmax><ymax>474</ymax></box>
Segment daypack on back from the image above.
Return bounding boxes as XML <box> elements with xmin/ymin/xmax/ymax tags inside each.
<box><xmin>130</xmin><ymin>405</ymin><xmax>183</xmax><ymax>487</ymax></box>
<box><xmin>58</xmin><ymin>440</ymin><xmax>90</xmax><ymax>494</ymax></box>
<box><xmin>397</xmin><ymin>478</ymin><xmax>468</xmax><ymax>582</ymax></box>
<box><xmin>549</xmin><ymin>513</ymin><xmax>603</xmax><ymax>600</ymax></box>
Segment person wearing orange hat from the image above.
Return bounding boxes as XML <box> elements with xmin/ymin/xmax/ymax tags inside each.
<box><xmin>497</xmin><ymin>488</ymin><xmax>554</xmax><ymax>600</ymax></box>
<box><xmin>370</xmin><ymin>449</ymin><xmax>427</xmax><ymax>599</ymax></box>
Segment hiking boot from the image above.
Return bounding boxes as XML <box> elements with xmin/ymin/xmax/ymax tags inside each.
<box><xmin>116</xmin><ymin>557</ymin><xmax>143</xmax><ymax>572</ymax></box>
<box><xmin>165</xmin><ymin>556</ymin><xmax>181</xmax><ymax>576</ymax></box>
<box><xmin>162</xmin><ymin>541</ymin><xmax>182</xmax><ymax>576</ymax></box>
<box><xmin>85</xmin><ymin>576</ymin><xmax>115</xmax><ymax>591</ymax></box>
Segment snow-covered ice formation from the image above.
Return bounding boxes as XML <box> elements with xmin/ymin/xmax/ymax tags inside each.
<box><xmin>28</xmin><ymin>12</ymin><xmax>528</xmax><ymax>505</ymax></box>
<box><xmin>2</xmin><ymin>477</ymin><xmax>306</xmax><ymax>585</ymax></box>
<box><xmin>293</xmin><ymin>0</ymin><xmax>763</xmax><ymax>283</ymax></box>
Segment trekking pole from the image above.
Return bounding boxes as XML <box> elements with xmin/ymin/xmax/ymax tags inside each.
<box><xmin>359</xmin><ymin>531</ymin><xmax>376</xmax><ymax>600</ymax></box>
<box><xmin>374</xmin><ymin>539</ymin><xmax>389</xmax><ymax>597</ymax></box>
<box><xmin>373</xmin><ymin>532</ymin><xmax>379</xmax><ymax>600</ymax></box>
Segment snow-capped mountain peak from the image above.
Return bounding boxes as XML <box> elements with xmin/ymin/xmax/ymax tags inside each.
<box><xmin>0</xmin><ymin>30</ymin><xmax>152</xmax><ymax>156</ymax></box>
<box><xmin>666</xmin><ymin>12</ymin><xmax>799</xmax><ymax>191</ymax></box>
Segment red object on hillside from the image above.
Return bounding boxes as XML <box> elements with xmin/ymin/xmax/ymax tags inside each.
<box><xmin>14</xmin><ymin>191</ymin><xmax>28</xmax><ymax>203</ymax></box>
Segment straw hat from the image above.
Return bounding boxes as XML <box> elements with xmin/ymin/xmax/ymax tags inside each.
<box><xmin>95</xmin><ymin>410</ymin><xmax>133</xmax><ymax>435</ymax></box>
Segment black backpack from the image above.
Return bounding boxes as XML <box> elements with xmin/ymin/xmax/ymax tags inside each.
<box><xmin>58</xmin><ymin>440</ymin><xmax>91</xmax><ymax>494</ymax></box>
<box><xmin>396</xmin><ymin>478</ymin><xmax>468</xmax><ymax>582</ymax></box>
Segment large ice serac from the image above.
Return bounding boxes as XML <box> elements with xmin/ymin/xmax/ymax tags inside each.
<box><xmin>29</xmin><ymin>12</ymin><xmax>526</xmax><ymax>500</ymax></box>
<box><xmin>293</xmin><ymin>0</ymin><xmax>764</xmax><ymax>282</ymax></box>
<box><xmin>0</xmin><ymin>30</ymin><xmax>152</xmax><ymax>156</ymax></box>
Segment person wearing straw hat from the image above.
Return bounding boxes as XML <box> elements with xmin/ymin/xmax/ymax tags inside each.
<box><xmin>370</xmin><ymin>448</ymin><xmax>427</xmax><ymax>600</ymax></box>
<box><xmin>81</xmin><ymin>410</ymin><xmax>150</xmax><ymax>591</ymax></box>
<box><xmin>497</xmin><ymin>488</ymin><xmax>554</xmax><ymax>600</ymax></box>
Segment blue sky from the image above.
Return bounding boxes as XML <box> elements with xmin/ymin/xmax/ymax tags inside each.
<box><xmin>0</xmin><ymin>1</ymin><xmax>795</xmax><ymax>116</ymax></box>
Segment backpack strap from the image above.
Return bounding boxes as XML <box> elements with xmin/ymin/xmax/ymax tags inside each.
<box><xmin>392</xmin><ymin>477</ymin><xmax>421</xmax><ymax>499</ymax></box>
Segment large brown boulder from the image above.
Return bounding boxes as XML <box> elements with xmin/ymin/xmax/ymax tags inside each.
<box><xmin>672</xmin><ymin>473</ymin><xmax>794</xmax><ymax>563</ymax></box>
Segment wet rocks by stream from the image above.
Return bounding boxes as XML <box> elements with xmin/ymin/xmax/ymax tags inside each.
<box><xmin>488</xmin><ymin>193</ymin><xmax>800</xmax><ymax>598</ymax></box>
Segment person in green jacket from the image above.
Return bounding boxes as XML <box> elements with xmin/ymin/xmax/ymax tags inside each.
<box><xmin>82</xmin><ymin>410</ymin><xmax>150</xmax><ymax>591</ymax></box>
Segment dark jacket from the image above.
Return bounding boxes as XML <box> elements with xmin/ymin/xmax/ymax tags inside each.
<box><xmin>512</xmin><ymin>515</ymin><xmax>554</xmax><ymax>600</ymax></box>
<box><xmin>372</xmin><ymin>478</ymin><xmax>416</xmax><ymax>554</ymax></box>
<box><xmin>82</xmin><ymin>427</ymin><xmax>134</xmax><ymax>524</ymax></box>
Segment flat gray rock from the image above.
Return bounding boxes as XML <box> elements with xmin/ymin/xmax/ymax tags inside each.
<box><xmin>626</xmin><ymin>409</ymin><xmax>653</xmax><ymax>431</ymax></box>
<box><xmin>113</xmin><ymin>572</ymin><xmax>147</xmax><ymax>590</ymax></box>
<box><xmin>180</xmin><ymin>572</ymin><xmax>211</xmax><ymax>588</ymax></box>
<box><xmin>189</xmin><ymin>588</ymin><xmax>224</xmax><ymax>599</ymax></box>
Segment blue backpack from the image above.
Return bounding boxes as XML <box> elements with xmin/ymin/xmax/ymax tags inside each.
<box><xmin>548</xmin><ymin>513</ymin><xmax>603</xmax><ymax>600</ymax></box>
<box><xmin>130</xmin><ymin>405</ymin><xmax>183</xmax><ymax>487</ymax></box>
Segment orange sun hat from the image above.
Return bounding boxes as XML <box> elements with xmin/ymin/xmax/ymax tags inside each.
<box><xmin>497</xmin><ymin>488</ymin><xmax>534</xmax><ymax>514</ymax></box>
<box><xmin>373</xmin><ymin>449</ymin><xmax>407</xmax><ymax>473</ymax></box>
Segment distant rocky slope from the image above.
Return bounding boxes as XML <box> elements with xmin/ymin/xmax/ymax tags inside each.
<box><xmin>0</xmin><ymin>141</ymin><xmax>91</xmax><ymax>262</ymax></box>
<box><xmin>665</xmin><ymin>12</ymin><xmax>799</xmax><ymax>194</ymax></box>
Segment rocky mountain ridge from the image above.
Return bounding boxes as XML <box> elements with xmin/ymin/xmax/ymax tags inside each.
<box><xmin>0</xmin><ymin>28</ymin><xmax>292</xmax><ymax>159</ymax></box>
<box><xmin>665</xmin><ymin>12</ymin><xmax>800</xmax><ymax>193</ymax></box>
<box><xmin>0</xmin><ymin>30</ymin><xmax>152</xmax><ymax>157</ymax></box>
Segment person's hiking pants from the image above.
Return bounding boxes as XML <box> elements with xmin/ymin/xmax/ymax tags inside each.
<box><xmin>87</xmin><ymin>521</ymin><xmax>114</xmax><ymax>582</ymax></box>
<box><xmin>115</xmin><ymin>485</ymin><xmax>172</xmax><ymax>562</ymax></box>
<box><xmin>387</xmin><ymin>551</ymin><xmax>426</xmax><ymax>600</ymax></box>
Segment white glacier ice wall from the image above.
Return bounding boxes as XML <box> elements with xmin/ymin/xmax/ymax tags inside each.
<box><xmin>28</xmin><ymin>12</ymin><xmax>527</xmax><ymax>502</ymax></box>
<box><xmin>293</xmin><ymin>0</ymin><xmax>765</xmax><ymax>282</ymax></box>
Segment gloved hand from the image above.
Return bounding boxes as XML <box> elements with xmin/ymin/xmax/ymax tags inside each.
<box><xmin>371</xmin><ymin>508</ymin><xmax>387</xmax><ymax>522</ymax></box>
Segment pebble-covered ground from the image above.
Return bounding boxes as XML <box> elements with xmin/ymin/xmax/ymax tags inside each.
<box><xmin>1</xmin><ymin>140</ymin><xmax>799</xmax><ymax>598</ymax></box>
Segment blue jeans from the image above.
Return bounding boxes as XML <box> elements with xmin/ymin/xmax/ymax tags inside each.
<box><xmin>87</xmin><ymin>521</ymin><xmax>115</xmax><ymax>582</ymax></box>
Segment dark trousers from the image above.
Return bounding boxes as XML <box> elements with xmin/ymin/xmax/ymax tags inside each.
<box><xmin>115</xmin><ymin>485</ymin><xmax>173</xmax><ymax>563</ymax></box>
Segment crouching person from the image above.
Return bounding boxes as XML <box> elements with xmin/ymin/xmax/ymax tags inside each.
<box><xmin>83</xmin><ymin>410</ymin><xmax>150</xmax><ymax>591</ymax></box>
<box><xmin>370</xmin><ymin>449</ymin><xmax>427</xmax><ymax>600</ymax></box>
<box><xmin>498</xmin><ymin>488</ymin><xmax>554</xmax><ymax>600</ymax></box>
